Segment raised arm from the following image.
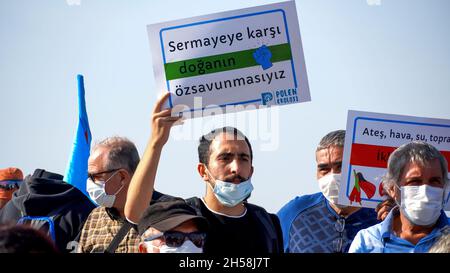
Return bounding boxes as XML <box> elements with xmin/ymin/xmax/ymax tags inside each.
<box><xmin>124</xmin><ymin>93</ymin><xmax>181</xmax><ymax>222</ymax></box>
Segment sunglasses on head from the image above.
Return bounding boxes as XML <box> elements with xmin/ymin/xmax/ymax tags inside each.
<box><xmin>144</xmin><ymin>231</ymin><xmax>206</xmax><ymax>248</ymax></box>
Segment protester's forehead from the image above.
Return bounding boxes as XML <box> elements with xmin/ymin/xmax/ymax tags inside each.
<box><xmin>209</xmin><ymin>133</ymin><xmax>250</xmax><ymax>155</ymax></box>
<box><xmin>88</xmin><ymin>146</ymin><xmax>109</xmax><ymax>171</ymax></box>
<box><xmin>315</xmin><ymin>145</ymin><xmax>344</xmax><ymax>163</ymax></box>
<box><xmin>402</xmin><ymin>158</ymin><xmax>442</xmax><ymax>178</ymax></box>
<box><xmin>172</xmin><ymin>218</ymin><xmax>200</xmax><ymax>232</ymax></box>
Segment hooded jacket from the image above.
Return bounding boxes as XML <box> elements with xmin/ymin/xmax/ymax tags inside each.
<box><xmin>0</xmin><ymin>169</ymin><xmax>96</xmax><ymax>252</ymax></box>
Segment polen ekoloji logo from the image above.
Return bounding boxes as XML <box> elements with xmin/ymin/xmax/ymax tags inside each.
<box><xmin>261</xmin><ymin>92</ymin><xmax>274</xmax><ymax>105</ymax></box>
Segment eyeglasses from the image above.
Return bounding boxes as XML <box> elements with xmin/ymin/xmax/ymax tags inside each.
<box><xmin>144</xmin><ymin>231</ymin><xmax>206</xmax><ymax>248</ymax></box>
<box><xmin>88</xmin><ymin>168</ymin><xmax>121</xmax><ymax>184</ymax></box>
<box><xmin>332</xmin><ymin>218</ymin><xmax>345</xmax><ymax>253</ymax></box>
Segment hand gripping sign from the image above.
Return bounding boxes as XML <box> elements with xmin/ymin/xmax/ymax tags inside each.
<box><xmin>339</xmin><ymin>110</ymin><xmax>450</xmax><ymax>210</ymax></box>
<box><xmin>147</xmin><ymin>1</ymin><xmax>310</xmax><ymax>118</ymax></box>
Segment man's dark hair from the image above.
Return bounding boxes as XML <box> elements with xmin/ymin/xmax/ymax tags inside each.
<box><xmin>0</xmin><ymin>225</ymin><xmax>59</xmax><ymax>253</ymax></box>
<box><xmin>198</xmin><ymin>127</ymin><xmax>253</xmax><ymax>166</ymax></box>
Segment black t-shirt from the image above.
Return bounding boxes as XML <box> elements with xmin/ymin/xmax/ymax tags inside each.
<box><xmin>198</xmin><ymin>199</ymin><xmax>270</xmax><ymax>254</ymax></box>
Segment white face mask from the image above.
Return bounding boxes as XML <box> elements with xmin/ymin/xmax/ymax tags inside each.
<box><xmin>318</xmin><ymin>173</ymin><xmax>346</xmax><ymax>208</ymax></box>
<box><xmin>86</xmin><ymin>171</ymin><xmax>123</xmax><ymax>208</ymax></box>
<box><xmin>398</xmin><ymin>184</ymin><xmax>444</xmax><ymax>226</ymax></box>
<box><xmin>147</xmin><ymin>240</ymin><xmax>203</xmax><ymax>253</ymax></box>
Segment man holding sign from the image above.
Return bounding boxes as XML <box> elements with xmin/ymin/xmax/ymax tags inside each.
<box><xmin>125</xmin><ymin>93</ymin><xmax>283</xmax><ymax>254</ymax></box>
<box><xmin>349</xmin><ymin>141</ymin><xmax>449</xmax><ymax>253</ymax></box>
<box><xmin>338</xmin><ymin>110</ymin><xmax>450</xmax><ymax>210</ymax></box>
<box><xmin>277</xmin><ymin>130</ymin><xmax>392</xmax><ymax>253</ymax></box>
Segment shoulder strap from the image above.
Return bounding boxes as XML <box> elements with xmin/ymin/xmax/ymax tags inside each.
<box><xmin>104</xmin><ymin>221</ymin><xmax>133</xmax><ymax>254</ymax></box>
<box><xmin>185</xmin><ymin>197</ymin><xmax>202</xmax><ymax>216</ymax></box>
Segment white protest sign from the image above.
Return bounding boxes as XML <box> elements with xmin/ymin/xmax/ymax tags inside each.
<box><xmin>147</xmin><ymin>1</ymin><xmax>310</xmax><ymax>118</ymax></box>
<box><xmin>339</xmin><ymin>110</ymin><xmax>450</xmax><ymax>210</ymax></box>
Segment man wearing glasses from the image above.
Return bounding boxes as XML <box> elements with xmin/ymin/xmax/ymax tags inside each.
<box><xmin>0</xmin><ymin>167</ymin><xmax>23</xmax><ymax>209</ymax></box>
<box><xmin>277</xmin><ymin>130</ymin><xmax>393</xmax><ymax>253</ymax></box>
<box><xmin>77</xmin><ymin>137</ymin><xmax>168</xmax><ymax>253</ymax></box>
<box><xmin>137</xmin><ymin>198</ymin><xmax>208</xmax><ymax>253</ymax></box>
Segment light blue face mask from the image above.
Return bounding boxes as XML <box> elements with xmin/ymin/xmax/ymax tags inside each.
<box><xmin>208</xmin><ymin>176</ymin><xmax>254</xmax><ymax>207</ymax></box>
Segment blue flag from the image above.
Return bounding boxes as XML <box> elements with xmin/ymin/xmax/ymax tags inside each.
<box><xmin>64</xmin><ymin>74</ymin><xmax>92</xmax><ymax>197</ymax></box>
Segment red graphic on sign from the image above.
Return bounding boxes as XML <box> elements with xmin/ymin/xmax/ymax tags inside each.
<box><xmin>350</xmin><ymin>143</ymin><xmax>450</xmax><ymax>169</ymax></box>
<box><xmin>349</xmin><ymin>170</ymin><xmax>376</xmax><ymax>205</ymax></box>
<box><xmin>379</xmin><ymin>182</ymin><xmax>385</xmax><ymax>197</ymax></box>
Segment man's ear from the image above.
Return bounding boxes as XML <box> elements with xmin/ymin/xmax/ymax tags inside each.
<box><xmin>197</xmin><ymin>163</ymin><xmax>209</xmax><ymax>181</ymax></box>
<box><xmin>119</xmin><ymin>169</ymin><xmax>131</xmax><ymax>185</ymax></box>
<box><xmin>250</xmin><ymin>166</ymin><xmax>254</xmax><ymax>178</ymax></box>
<box><xmin>387</xmin><ymin>185</ymin><xmax>398</xmax><ymax>200</ymax></box>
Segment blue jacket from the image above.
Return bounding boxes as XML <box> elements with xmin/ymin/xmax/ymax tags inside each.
<box><xmin>349</xmin><ymin>207</ymin><xmax>449</xmax><ymax>253</ymax></box>
<box><xmin>277</xmin><ymin>192</ymin><xmax>379</xmax><ymax>253</ymax></box>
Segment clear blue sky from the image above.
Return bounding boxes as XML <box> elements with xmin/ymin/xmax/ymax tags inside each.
<box><xmin>1</xmin><ymin>0</ymin><xmax>449</xmax><ymax>213</ymax></box>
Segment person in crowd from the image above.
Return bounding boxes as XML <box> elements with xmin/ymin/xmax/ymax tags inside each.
<box><xmin>137</xmin><ymin>198</ymin><xmax>208</xmax><ymax>253</ymax></box>
<box><xmin>78</xmin><ymin>136</ymin><xmax>170</xmax><ymax>253</ymax></box>
<box><xmin>0</xmin><ymin>224</ymin><xmax>59</xmax><ymax>253</ymax></box>
<box><xmin>349</xmin><ymin>141</ymin><xmax>449</xmax><ymax>253</ymax></box>
<box><xmin>0</xmin><ymin>167</ymin><xmax>24</xmax><ymax>209</ymax></box>
<box><xmin>125</xmin><ymin>93</ymin><xmax>283</xmax><ymax>254</ymax></box>
<box><xmin>277</xmin><ymin>130</ymin><xmax>393</xmax><ymax>253</ymax></box>
<box><xmin>0</xmin><ymin>169</ymin><xmax>95</xmax><ymax>253</ymax></box>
